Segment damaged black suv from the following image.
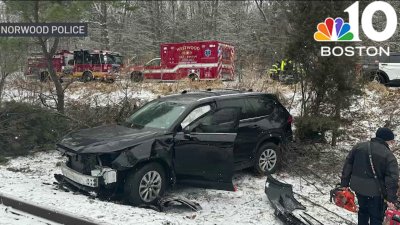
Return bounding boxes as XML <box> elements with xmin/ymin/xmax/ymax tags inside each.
<box><xmin>56</xmin><ymin>89</ymin><xmax>293</xmax><ymax>205</ymax></box>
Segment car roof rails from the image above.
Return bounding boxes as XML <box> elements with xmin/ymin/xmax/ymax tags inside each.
<box><xmin>181</xmin><ymin>89</ymin><xmax>217</xmax><ymax>95</ymax></box>
<box><xmin>205</xmin><ymin>88</ymin><xmax>242</xmax><ymax>92</ymax></box>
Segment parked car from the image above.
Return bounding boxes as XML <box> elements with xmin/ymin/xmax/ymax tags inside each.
<box><xmin>360</xmin><ymin>53</ymin><xmax>400</xmax><ymax>85</ymax></box>
<box><xmin>56</xmin><ymin>89</ymin><xmax>293</xmax><ymax>205</ymax></box>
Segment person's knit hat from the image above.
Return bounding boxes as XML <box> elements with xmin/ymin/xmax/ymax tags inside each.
<box><xmin>376</xmin><ymin>127</ymin><xmax>395</xmax><ymax>141</ymax></box>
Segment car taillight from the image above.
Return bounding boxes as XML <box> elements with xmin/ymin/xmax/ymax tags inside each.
<box><xmin>287</xmin><ymin>115</ymin><xmax>293</xmax><ymax>125</ymax></box>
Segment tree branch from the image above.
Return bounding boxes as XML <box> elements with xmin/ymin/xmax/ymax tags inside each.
<box><xmin>254</xmin><ymin>0</ymin><xmax>268</xmax><ymax>23</ymax></box>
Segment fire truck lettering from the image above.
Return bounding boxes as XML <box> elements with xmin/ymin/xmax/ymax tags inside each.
<box><xmin>177</xmin><ymin>46</ymin><xmax>200</xmax><ymax>51</ymax></box>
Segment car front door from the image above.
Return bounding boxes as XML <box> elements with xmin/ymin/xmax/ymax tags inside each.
<box><xmin>173</xmin><ymin>104</ymin><xmax>240</xmax><ymax>191</ymax></box>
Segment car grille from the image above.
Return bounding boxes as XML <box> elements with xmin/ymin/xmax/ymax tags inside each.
<box><xmin>68</xmin><ymin>154</ymin><xmax>98</xmax><ymax>175</ymax></box>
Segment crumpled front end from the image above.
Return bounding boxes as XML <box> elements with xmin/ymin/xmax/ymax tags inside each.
<box><xmin>57</xmin><ymin>151</ymin><xmax>119</xmax><ymax>192</ymax></box>
<box><xmin>55</xmin><ymin>133</ymin><xmax>174</xmax><ymax>192</ymax></box>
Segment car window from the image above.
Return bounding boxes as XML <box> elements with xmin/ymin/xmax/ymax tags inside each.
<box><xmin>217</xmin><ymin>98</ymin><xmax>247</xmax><ymax>119</ymax></box>
<box><xmin>146</xmin><ymin>58</ymin><xmax>161</xmax><ymax>66</ymax></box>
<box><xmin>191</xmin><ymin>107</ymin><xmax>239</xmax><ymax>133</ymax></box>
<box><xmin>244</xmin><ymin>97</ymin><xmax>275</xmax><ymax>118</ymax></box>
<box><xmin>181</xmin><ymin>105</ymin><xmax>211</xmax><ymax>128</ymax></box>
<box><xmin>390</xmin><ymin>55</ymin><xmax>400</xmax><ymax>63</ymax></box>
<box><xmin>125</xmin><ymin>100</ymin><xmax>187</xmax><ymax>129</ymax></box>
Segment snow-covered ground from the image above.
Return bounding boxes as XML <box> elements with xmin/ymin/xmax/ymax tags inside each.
<box><xmin>0</xmin><ymin>203</ymin><xmax>59</xmax><ymax>225</ymax></box>
<box><xmin>2</xmin><ymin>79</ymin><xmax>399</xmax><ymax>225</ymax></box>
<box><xmin>0</xmin><ymin>151</ymin><xmax>356</xmax><ymax>225</ymax></box>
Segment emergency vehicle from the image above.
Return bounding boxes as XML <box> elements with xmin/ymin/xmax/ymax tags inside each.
<box><xmin>128</xmin><ymin>41</ymin><xmax>235</xmax><ymax>81</ymax></box>
<box><xmin>26</xmin><ymin>50</ymin><xmax>123</xmax><ymax>82</ymax></box>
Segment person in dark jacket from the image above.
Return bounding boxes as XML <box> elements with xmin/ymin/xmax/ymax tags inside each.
<box><xmin>341</xmin><ymin>127</ymin><xmax>399</xmax><ymax>225</ymax></box>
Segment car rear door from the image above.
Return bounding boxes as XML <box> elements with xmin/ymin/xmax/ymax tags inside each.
<box><xmin>173</xmin><ymin>104</ymin><xmax>240</xmax><ymax>191</ymax></box>
<box><xmin>228</xmin><ymin>96</ymin><xmax>283</xmax><ymax>168</ymax></box>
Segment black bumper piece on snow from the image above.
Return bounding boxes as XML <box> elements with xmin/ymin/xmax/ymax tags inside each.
<box><xmin>265</xmin><ymin>174</ymin><xmax>323</xmax><ymax>225</ymax></box>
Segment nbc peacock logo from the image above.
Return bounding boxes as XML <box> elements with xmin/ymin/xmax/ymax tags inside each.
<box><xmin>314</xmin><ymin>17</ymin><xmax>354</xmax><ymax>42</ymax></box>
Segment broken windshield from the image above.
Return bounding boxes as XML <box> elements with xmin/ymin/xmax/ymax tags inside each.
<box><xmin>125</xmin><ymin>100</ymin><xmax>187</xmax><ymax>129</ymax></box>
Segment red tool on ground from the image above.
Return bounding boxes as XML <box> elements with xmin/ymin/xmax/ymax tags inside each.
<box><xmin>330</xmin><ymin>186</ymin><xmax>400</xmax><ymax>225</ymax></box>
<box><xmin>330</xmin><ymin>186</ymin><xmax>358</xmax><ymax>213</ymax></box>
<box><xmin>384</xmin><ymin>209</ymin><xmax>400</xmax><ymax>225</ymax></box>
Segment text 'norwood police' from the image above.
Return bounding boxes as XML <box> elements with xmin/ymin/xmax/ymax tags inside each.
<box><xmin>0</xmin><ymin>23</ymin><xmax>88</xmax><ymax>37</ymax></box>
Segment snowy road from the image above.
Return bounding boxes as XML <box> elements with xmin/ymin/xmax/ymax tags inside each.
<box><xmin>0</xmin><ymin>204</ymin><xmax>60</xmax><ymax>225</ymax></box>
<box><xmin>0</xmin><ymin>151</ymin><xmax>357</xmax><ymax>225</ymax></box>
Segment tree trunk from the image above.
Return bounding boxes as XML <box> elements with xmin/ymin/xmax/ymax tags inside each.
<box><xmin>171</xmin><ymin>0</ymin><xmax>176</xmax><ymax>42</ymax></box>
<box><xmin>100</xmin><ymin>2</ymin><xmax>110</xmax><ymax>50</ymax></box>
<box><xmin>39</xmin><ymin>38</ymin><xmax>65</xmax><ymax>114</ymax></box>
<box><xmin>331</xmin><ymin>106</ymin><xmax>341</xmax><ymax>146</ymax></box>
<box><xmin>0</xmin><ymin>73</ymin><xmax>8</xmax><ymax>107</ymax></box>
<box><xmin>33</xmin><ymin>1</ymin><xmax>65</xmax><ymax>114</ymax></box>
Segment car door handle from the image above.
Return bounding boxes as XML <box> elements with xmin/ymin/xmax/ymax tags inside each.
<box><xmin>381</xmin><ymin>63</ymin><xmax>388</xmax><ymax>66</ymax></box>
<box><xmin>184</xmin><ymin>134</ymin><xmax>193</xmax><ymax>140</ymax></box>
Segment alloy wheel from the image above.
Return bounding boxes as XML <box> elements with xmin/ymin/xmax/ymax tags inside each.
<box><xmin>259</xmin><ymin>149</ymin><xmax>277</xmax><ymax>172</ymax></box>
<box><xmin>138</xmin><ymin>170</ymin><xmax>162</xmax><ymax>202</ymax></box>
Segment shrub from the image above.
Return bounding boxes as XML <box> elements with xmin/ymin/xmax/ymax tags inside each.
<box><xmin>295</xmin><ymin>115</ymin><xmax>341</xmax><ymax>142</ymax></box>
<box><xmin>0</xmin><ymin>101</ymin><xmax>71</xmax><ymax>159</ymax></box>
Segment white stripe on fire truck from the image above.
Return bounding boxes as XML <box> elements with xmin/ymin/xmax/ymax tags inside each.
<box><xmin>142</xmin><ymin>63</ymin><xmax>219</xmax><ymax>74</ymax></box>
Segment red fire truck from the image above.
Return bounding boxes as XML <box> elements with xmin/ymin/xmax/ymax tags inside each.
<box><xmin>128</xmin><ymin>41</ymin><xmax>235</xmax><ymax>82</ymax></box>
<box><xmin>26</xmin><ymin>50</ymin><xmax>123</xmax><ymax>82</ymax></box>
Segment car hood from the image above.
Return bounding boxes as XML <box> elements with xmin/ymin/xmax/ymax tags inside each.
<box><xmin>57</xmin><ymin>124</ymin><xmax>160</xmax><ymax>154</ymax></box>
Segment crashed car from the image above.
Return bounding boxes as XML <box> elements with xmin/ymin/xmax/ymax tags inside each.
<box><xmin>56</xmin><ymin>89</ymin><xmax>293</xmax><ymax>205</ymax></box>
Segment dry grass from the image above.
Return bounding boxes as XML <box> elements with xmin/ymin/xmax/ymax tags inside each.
<box><xmin>142</xmin><ymin>79</ymin><xmax>225</xmax><ymax>96</ymax></box>
<box><xmin>366</xmin><ymin>82</ymin><xmax>389</xmax><ymax>95</ymax></box>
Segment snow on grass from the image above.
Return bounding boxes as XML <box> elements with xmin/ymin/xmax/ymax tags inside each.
<box><xmin>0</xmin><ymin>151</ymin><xmax>357</xmax><ymax>225</ymax></box>
<box><xmin>0</xmin><ymin>151</ymin><xmax>280</xmax><ymax>225</ymax></box>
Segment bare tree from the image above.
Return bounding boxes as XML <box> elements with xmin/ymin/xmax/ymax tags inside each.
<box><xmin>5</xmin><ymin>0</ymin><xmax>89</xmax><ymax>113</ymax></box>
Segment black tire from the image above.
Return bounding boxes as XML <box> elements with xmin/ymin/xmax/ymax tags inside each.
<box><xmin>371</xmin><ymin>72</ymin><xmax>386</xmax><ymax>84</ymax></box>
<box><xmin>188</xmin><ymin>73</ymin><xmax>199</xmax><ymax>81</ymax></box>
<box><xmin>39</xmin><ymin>71</ymin><xmax>49</xmax><ymax>82</ymax></box>
<box><xmin>254</xmin><ymin>142</ymin><xmax>281</xmax><ymax>175</ymax></box>
<box><xmin>123</xmin><ymin>162</ymin><xmax>166</xmax><ymax>206</ymax></box>
<box><xmin>82</xmin><ymin>71</ymin><xmax>93</xmax><ymax>83</ymax></box>
<box><xmin>130</xmin><ymin>72</ymin><xmax>143</xmax><ymax>82</ymax></box>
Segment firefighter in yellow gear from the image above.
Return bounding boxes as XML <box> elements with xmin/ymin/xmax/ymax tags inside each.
<box><xmin>270</xmin><ymin>59</ymin><xmax>291</xmax><ymax>81</ymax></box>
<box><xmin>269</xmin><ymin>59</ymin><xmax>300</xmax><ymax>83</ymax></box>
<box><xmin>269</xmin><ymin>61</ymin><xmax>281</xmax><ymax>80</ymax></box>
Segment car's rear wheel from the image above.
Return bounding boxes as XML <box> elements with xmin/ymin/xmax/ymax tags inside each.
<box><xmin>254</xmin><ymin>142</ymin><xmax>281</xmax><ymax>175</ymax></box>
<box><xmin>124</xmin><ymin>162</ymin><xmax>166</xmax><ymax>206</ymax></box>
<box><xmin>82</xmin><ymin>71</ymin><xmax>93</xmax><ymax>83</ymax></box>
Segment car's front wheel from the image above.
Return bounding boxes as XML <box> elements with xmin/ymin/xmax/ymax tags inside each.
<box><xmin>254</xmin><ymin>142</ymin><xmax>281</xmax><ymax>175</ymax></box>
<box><xmin>124</xmin><ymin>162</ymin><xmax>166</xmax><ymax>206</ymax></box>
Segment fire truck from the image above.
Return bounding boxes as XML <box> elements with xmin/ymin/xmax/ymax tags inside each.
<box><xmin>128</xmin><ymin>41</ymin><xmax>235</xmax><ymax>82</ymax></box>
<box><xmin>26</xmin><ymin>50</ymin><xmax>123</xmax><ymax>82</ymax></box>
